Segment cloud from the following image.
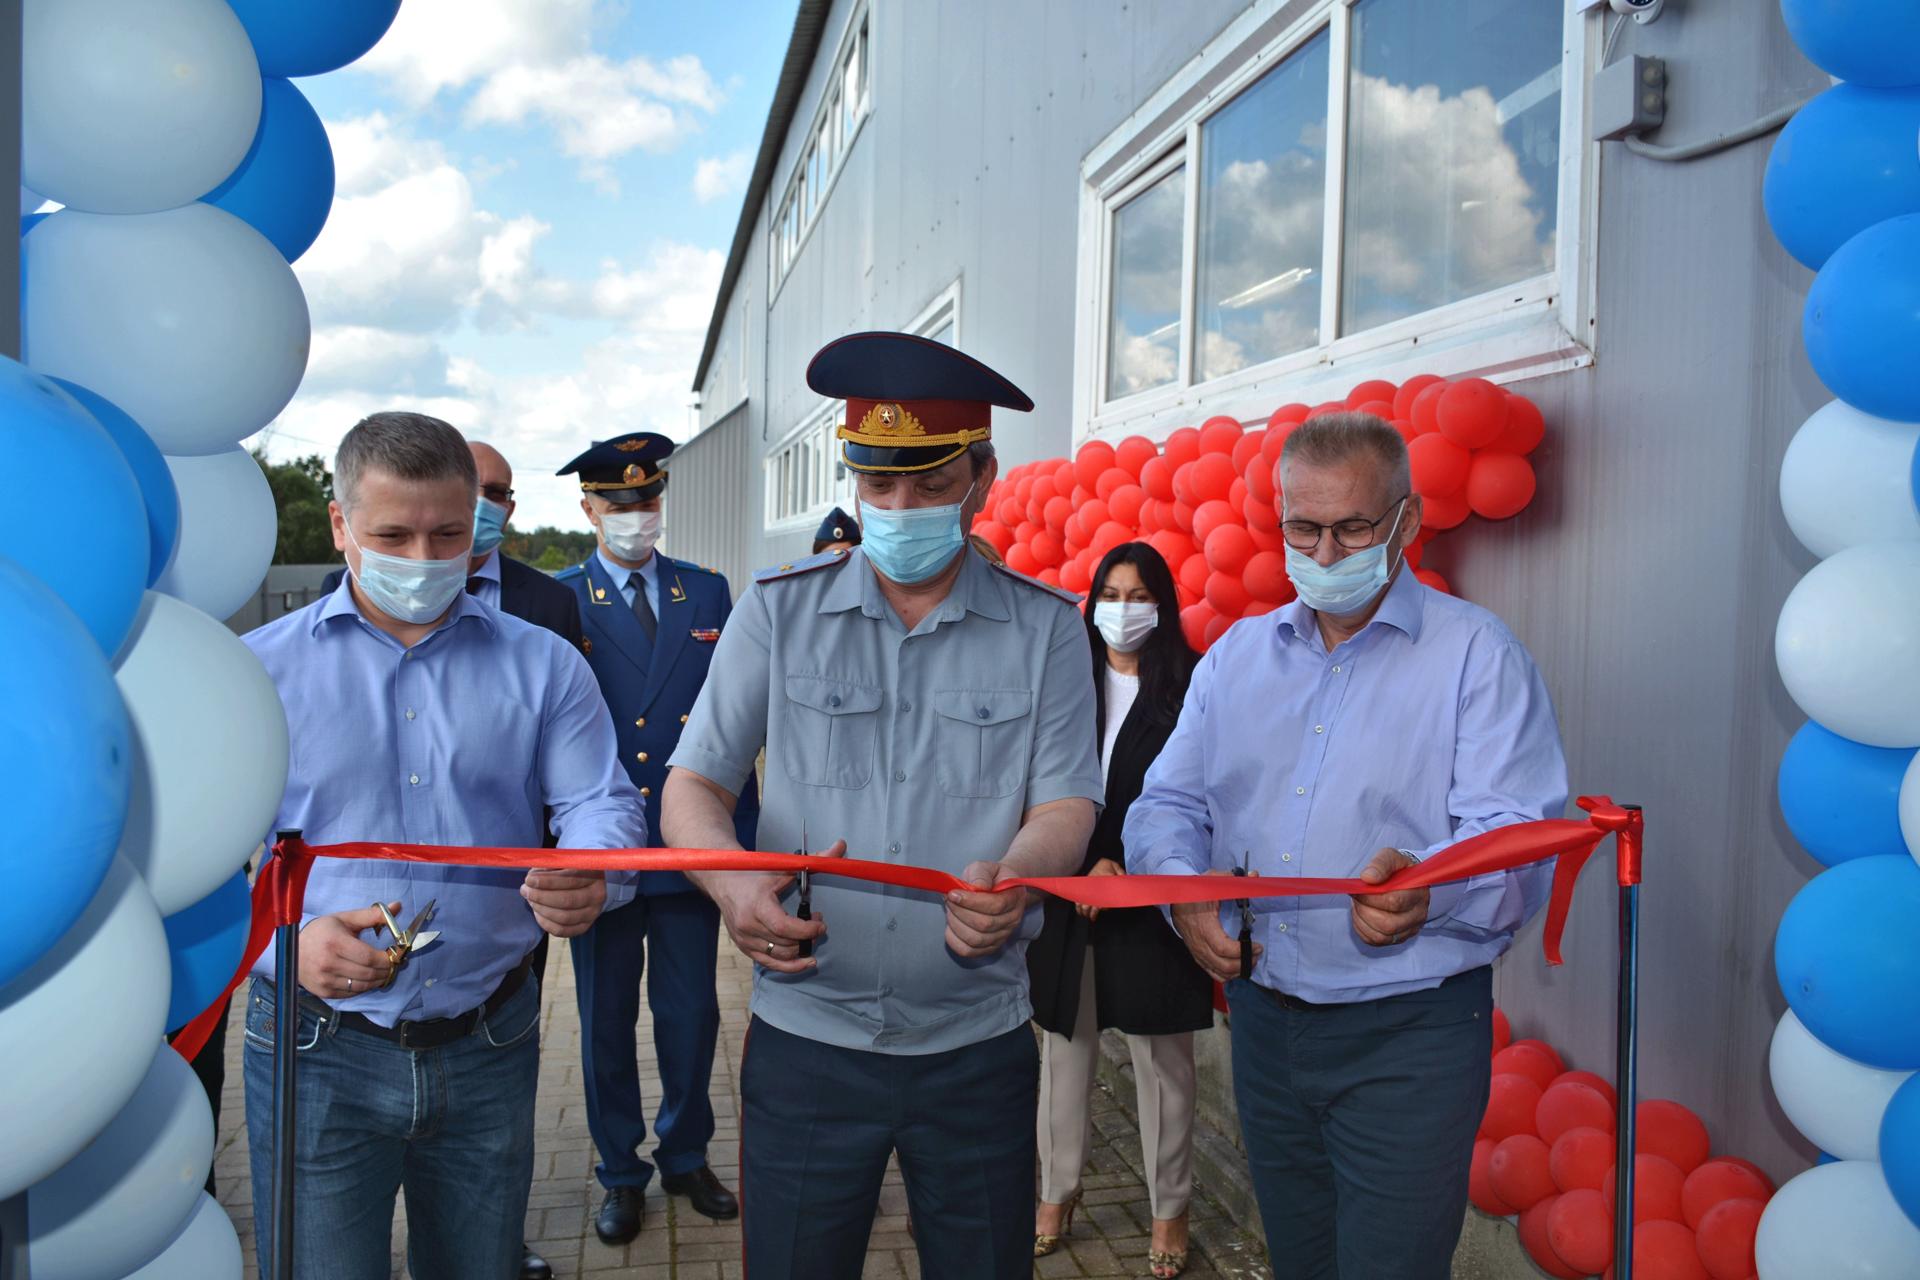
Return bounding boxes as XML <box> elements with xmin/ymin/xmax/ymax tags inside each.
<box><xmin>351</xmin><ymin>0</ymin><xmax>598</xmax><ymax>104</ymax></box>
<box><xmin>693</xmin><ymin>150</ymin><xmax>752</xmax><ymax>204</ymax></box>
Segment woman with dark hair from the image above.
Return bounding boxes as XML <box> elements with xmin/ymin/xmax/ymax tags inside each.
<box><xmin>1028</xmin><ymin>542</ymin><xmax>1212</xmax><ymax>1278</ymax></box>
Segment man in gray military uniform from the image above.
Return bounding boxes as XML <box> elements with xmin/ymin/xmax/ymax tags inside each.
<box><xmin>662</xmin><ymin>332</ymin><xmax>1102</xmax><ymax>1280</ymax></box>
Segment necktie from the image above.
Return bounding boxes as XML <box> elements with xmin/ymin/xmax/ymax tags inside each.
<box><xmin>628</xmin><ymin>571</ymin><xmax>657</xmax><ymax>642</ymax></box>
<box><xmin>466</xmin><ymin>576</ymin><xmax>483</xmax><ymax>595</ymax></box>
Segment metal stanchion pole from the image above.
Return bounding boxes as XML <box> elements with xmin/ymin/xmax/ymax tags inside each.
<box><xmin>1612</xmin><ymin>805</ymin><xmax>1644</xmax><ymax>1280</ymax></box>
<box><xmin>270</xmin><ymin>830</ymin><xmax>304</xmax><ymax>1280</ymax></box>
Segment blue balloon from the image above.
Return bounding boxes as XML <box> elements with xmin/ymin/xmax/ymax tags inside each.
<box><xmin>1818</xmin><ymin>1151</ymin><xmax>1840</xmax><ymax>1164</ymax></box>
<box><xmin>20</xmin><ymin>210</ymin><xmax>47</xmax><ymax>236</ymax></box>
<box><xmin>1782</xmin><ymin>0</ymin><xmax>1920</xmax><ymax>89</ymax></box>
<box><xmin>224</xmin><ymin>0</ymin><xmax>400</xmax><ymax>78</ymax></box>
<box><xmin>0</xmin><ymin>357</ymin><xmax>149</xmax><ymax>653</ymax></box>
<box><xmin>1776</xmin><ymin>855</ymin><xmax>1920</xmax><ymax>1069</ymax></box>
<box><xmin>1764</xmin><ymin>85</ymin><xmax>1920</xmax><ymax>271</ymax></box>
<box><xmin>1912</xmin><ymin>432</ymin><xmax>1919</xmax><ymax>513</ymax></box>
<box><xmin>1884</xmin><ymin>1073</ymin><xmax>1920</xmax><ymax>1228</ymax></box>
<box><xmin>161</xmin><ymin>870</ymin><xmax>251</xmax><ymax>1032</ymax></box>
<box><xmin>50</xmin><ymin>379</ymin><xmax>181</xmax><ymax>587</ymax></box>
<box><xmin>0</xmin><ymin>557</ymin><xmax>132</xmax><ymax>988</ymax></box>
<box><xmin>1805</xmin><ymin>214</ymin><xmax>1920</xmax><ymax>423</ymax></box>
<box><xmin>202</xmin><ymin>77</ymin><xmax>334</xmax><ymax>263</ymax></box>
<box><xmin>1778</xmin><ymin>722</ymin><xmax>1918</xmax><ymax>865</ymax></box>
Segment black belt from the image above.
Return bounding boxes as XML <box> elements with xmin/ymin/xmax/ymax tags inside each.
<box><xmin>1253</xmin><ymin>966</ymin><xmax>1481</xmax><ymax>1013</ymax></box>
<box><xmin>292</xmin><ymin>955</ymin><xmax>534</xmax><ymax>1051</ymax></box>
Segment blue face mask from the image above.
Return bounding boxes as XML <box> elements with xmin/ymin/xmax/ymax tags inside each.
<box><xmin>472</xmin><ymin>496</ymin><xmax>509</xmax><ymax>557</ymax></box>
<box><xmin>858</xmin><ymin>485</ymin><xmax>974</xmax><ymax>584</ymax></box>
<box><xmin>1283</xmin><ymin>500</ymin><xmax>1406</xmax><ymax>615</ymax></box>
<box><xmin>346</xmin><ymin>525</ymin><xmax>469</xmax><ymax>624</ymax></box>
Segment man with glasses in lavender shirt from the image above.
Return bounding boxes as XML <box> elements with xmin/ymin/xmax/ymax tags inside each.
<box><xmin>1125</xmin><ymin>412</ymin><xmax>1568</xmax><ymax>1279</ymax></box>
<box><xmin>240</xmin><ymin>412</ymin><xmax>647</xmax><ymax>1280</ymax></box>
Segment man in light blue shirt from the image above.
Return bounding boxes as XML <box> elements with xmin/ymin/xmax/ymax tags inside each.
<box><xmin>1125</xmin><ymin>412</ymin><xmax>1567</xmax><ymax>1280</ymax></box>
<box><xmin>241</xmin><ymin>412</ymin><xmax>647</xmax><ymax>1280</ymax></box>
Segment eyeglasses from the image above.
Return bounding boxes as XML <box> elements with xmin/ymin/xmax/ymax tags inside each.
<box><xmin>481</xmin><ymin>484</ymin><xmax>515</xmax><ymax>504</ymax></box>
<box><xmin>1280</xmin><ymin>496</ymin><xmax>1408</xmax><ymax>551</ymax></box>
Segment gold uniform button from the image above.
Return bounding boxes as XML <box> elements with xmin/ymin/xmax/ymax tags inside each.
<box><xmin>637</xmin><ymin>752</ymin><xmax>649</xmax><ymax>763</ymax></box>
<box><xmin>635</xmin><ymin>717</ymin><xmax>646</xmax><ymax>728</ymax></box>
<box><xmin>640</xmin><ymin>786</ymin><xmax>652</xmax><ymax>797</ymax></box>
<box><xmin>680</xmin><ymin>714</ymin><xmax>689</xmax><ymax>724</ymax></box>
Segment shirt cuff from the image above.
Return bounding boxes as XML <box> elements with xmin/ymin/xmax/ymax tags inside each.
<box><xmin>665</xmin><ymin>744</ymin><xmax>755</xmax><ymax>798</ymax></box>
<box><xmin>1023</xmin><ymin>773</ymin><xmax>1105</xmax><ymax>811</ymax></box>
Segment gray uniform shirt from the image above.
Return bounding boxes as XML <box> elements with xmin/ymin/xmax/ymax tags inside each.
<box><xmin>669</xmin><ymin>546</ymin><xmax>1103</xmax><ymax>1055</ymax></box>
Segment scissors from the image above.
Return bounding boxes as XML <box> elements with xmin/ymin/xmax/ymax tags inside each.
<box><xmin>795</xmin><ymin>821</ymin><xmax>814</xmax><ymax>959</ymax></box>
<box><xmin>375</xmin><ymin>899</ymin><xmax>439</xmax><ymax>989</ymax></box>
<box><xmin>1232</xmin><ymin>853</ymin><xmax>1254</xmax><ymax>981</ymax></box>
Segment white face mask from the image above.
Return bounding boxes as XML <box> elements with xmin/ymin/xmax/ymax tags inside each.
<box><xmin>1094</xmin><ymin>602</ymin><xmax>1159</xmax><ymax>653</ymax></box>
<box><xmin>344</xmin><ymin>525</ymin><xmax>468</xmax><ymax>625</ymax></box>
<box><xmin>599</xmin><ymin>509</ymin><xmax>663</xmax><ymax>561</ymax></box>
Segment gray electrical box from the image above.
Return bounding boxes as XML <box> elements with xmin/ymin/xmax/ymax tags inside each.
<box><xmin>1593</xmin><ymin>54</ymin><xmax>1668</xmax><ymax>141</ymax></box>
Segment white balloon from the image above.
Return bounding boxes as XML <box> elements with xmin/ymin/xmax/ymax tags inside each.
<box><xmin>23</xmin><ymin>205</ymin><xmax>311</xmax><ymax>455</ymax></box>
<box><xmin>1780</xmin><ymin>400</ymin><xmax>1920</xmax><ymax>560</ymax></box>
<box><xmin>1903</xmin><ymin>753</ymin><xmax>1920</xmax><ymax>866</ymax></box>
<box><xmin>21</xmin><ymin>0</ymin><xmax>260</xmax><ymax>214</ymax></box>
<box><xmin>1769</xmin><ymin>1009</ymin><xmax>1914</xmax><ymax>1161</ymax></box>
<box><xmin>0</xmin><ymin>859</ymin><xmax>169</xmax><ymax>1198</ymax></box>
<box><xmin>123</xmin><ymin>1193</ymin><xmax>242</xmax><ymax>1280</ymax></box>
<box><xmin>1756</xmin><ymin>1160</ymin><xmax>1920</xmax><ymax>1278</ymax></box>
<box><xmin>28</xmin><ymin>1044</ymin><xmax>214</xmax><ymax>1279</ymax></box>
<box><xmin>20</xmin><ymin>186</ymin><xmax>47</xmax><ymax>216</ymax></box>
<box><xmin>115</xmin><ymin>593</ymin><xmax>288</xmax><ymax>916</ymax></box>
<box><xmin>1775</xmin><ymin>542</ymin><xmax>1920</xmax><ymax>747</ymax></box>
<box><xmin>154</xmin><ymin>451</ymin><xmax>278</xmax><ymax>624</ymax></box>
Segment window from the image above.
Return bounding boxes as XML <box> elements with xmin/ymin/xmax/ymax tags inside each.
<box><xmin>1075</xmin><ymin>0</ymin><xmax>1593</xmax><ymax>435</ymax></box>
<box><xmin>770</xmin><ymin>8</ymin><xmax>873</xmax><ymax>294</ymax></box>
<box><xmin>909</xmin><ymin>277</ymin><xmax>962</xmax><ymax>349</ymax></box>
<box><xmin>764</xmin><ymin>407</ymin><xmax>851</xmax><ymax>531</ymax></box>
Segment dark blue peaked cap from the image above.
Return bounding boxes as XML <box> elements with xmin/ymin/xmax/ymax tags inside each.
<box><xmin>556</xmin><ymin>431</ymin><xmax>674</xmax><ymax>502</ymax></box>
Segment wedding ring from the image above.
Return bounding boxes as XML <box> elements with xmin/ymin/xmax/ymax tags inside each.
<box><xmin>346</xmin><ymin>976</ymin><xmax>355</xmax><ymax>992</ymax></box>
<box><xmin>766</xmin><ymin>941</ymin><xmax>776</xmax><ymax>955</ymax></box>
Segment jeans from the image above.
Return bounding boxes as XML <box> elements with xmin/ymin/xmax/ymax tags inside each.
<box><xmin>241</xmin><ymin>975</ymin><xmax>541</xmax><ymax>1280</ymax></box>
<box><xmin>740</xmin><ymin>1017</ymin><xmax>1039</xmax><ymax>1280</ymax></box>
<box><xmin>1226</xmin><ymin>967</ymin><xmax>1493</xmax><ymax>1280</ymax></box>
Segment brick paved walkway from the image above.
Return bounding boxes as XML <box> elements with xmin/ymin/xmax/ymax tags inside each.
<box><xmin>213</xmin><ymin>935</ymin><xmax>1268</xmax><ymax>1278</ymax></box>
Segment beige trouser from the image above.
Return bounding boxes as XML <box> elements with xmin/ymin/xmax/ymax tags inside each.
<box><xmin>1036</xmin><ymin>947</ymin><xmax>1197</xmax><ymax>1219</ymax></box>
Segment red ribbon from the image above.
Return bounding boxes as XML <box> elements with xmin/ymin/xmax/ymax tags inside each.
<box><xmin>170</xmin><ymin>796</ymin><xmax>1633</xmax><ymax>1063</ymax></box>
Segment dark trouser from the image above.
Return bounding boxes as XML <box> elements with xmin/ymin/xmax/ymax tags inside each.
<box><xmin>570</xmin><ymin>891</ymin><xmax>722</xmax><ymax>1190</ymax></box>
<box><xmin>169</xmin><ymin>996</ymin><xmax>231</xmax><ymax>1196</ymax></box>
<box><xmin>740</xmin><ymin>1017</ymin><xmax>1038</xmax><ymax>1280</ymax></box>
<box><xmin>1226</xmin><ymin>967</ymin><xmax>1493</xmax><ymax>1280</ymax></box>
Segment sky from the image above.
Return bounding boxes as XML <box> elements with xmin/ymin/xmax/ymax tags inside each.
<box><xmin>247</xmin><ymin>0</ymin><xmax>797</xmax><ymax>532</ymax></box>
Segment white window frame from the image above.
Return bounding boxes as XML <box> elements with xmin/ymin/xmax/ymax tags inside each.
<box><xmin>769</xmin><ymin>5</ymin><xmax>873</xmax><ymax>297</ymax></box>
<box><xmin>763</xmin><ymin>402</ymin><xmax>853</xmax><ymax>533</ymax></box>
<box><xmin>1071</xmin><ymin>0</ymin><xmax>1598</xmax><ymax>443</ymax></box>
<box><xmin>907</xmin><ymin>277</ymin><xmax>963</xmax><ymax>346</ymax></box>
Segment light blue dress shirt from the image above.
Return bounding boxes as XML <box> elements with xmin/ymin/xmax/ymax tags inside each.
<box><xmin>597</xmin><ymin>545</ymin><xmax>660</xmax><ymax>620</ymax></box>
<box><xmin>468</xmin><ymin>548</ymin><xmax>501</xmax><ymax>609</ymax></box>
<box><xmin>1124</xmin><ymin>568</ymin><xmax>1568</xmax><ymax>1004</ymax></box>
<box><xmin>244</xmin><ymin>579</ymin><xmax>648</xmax><ymax>1025</ymax></box>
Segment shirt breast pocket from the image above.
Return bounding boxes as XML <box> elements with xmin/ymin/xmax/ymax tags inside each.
<box><xmin>781</xmin><ymin>675</ymin><xmax>882</xmax><ymax>790</ymax></box>
<box><xmin>933</xmin><ymin>688</ymin><xmax>1033</xmax><ymax>799</ymax></box>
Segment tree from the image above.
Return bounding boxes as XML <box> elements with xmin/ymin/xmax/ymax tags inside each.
<box><xmin>505</xmin><ymin>526</ymin><xmax>597</xmax><ymax>571</ymax></box>
<box><xmin>254</xmin><ymin>449</ymin><xmax>341</xmax><ymax>565</ymax></box>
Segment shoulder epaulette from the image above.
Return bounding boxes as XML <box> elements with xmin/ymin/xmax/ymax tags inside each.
<box><xmin>988</xmin><ymin>559</ymin><xmax>1082</xmax><ymax>605</ymax></box>
<box><xmin>555</xmin><ymin>563</ymin><xmax>586</xmax><ymax>581</ymax></box>
<box><xmin>754</xmin><ymin>548</ymin><xmax>853</xmax><ymax>584</ymax></box>
<box><xmin>670</xmin><ymin>556</ymin><xmax>725</xmax><ymax>579</ymax></box>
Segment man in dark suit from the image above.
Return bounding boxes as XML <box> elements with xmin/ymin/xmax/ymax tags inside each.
<box><xmin>554</xmin><ymin>432</ymin><xmax>759</xmax><ymax>1245</ymax></box>
<box><xmin>321</xmin><ymin>438</ymin><xmax>578</xmax><ymax>1280</ymax></box>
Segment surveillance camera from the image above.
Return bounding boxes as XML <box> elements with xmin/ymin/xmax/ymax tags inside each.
<box><xmin>1609</xmin><ymin>0</ymin><xmax>1665</xmax><ymax>22</ymax></box>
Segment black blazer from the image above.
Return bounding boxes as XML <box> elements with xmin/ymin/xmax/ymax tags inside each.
<box><xmin>1027</xmin><ymin>667</ymin><xmax>1213</xmax><ymax>1039</ymax></box>
<box><xmin>320</xmin><ymin>555</ymin><xmax>585</xmax><ymax>652</ymax></box>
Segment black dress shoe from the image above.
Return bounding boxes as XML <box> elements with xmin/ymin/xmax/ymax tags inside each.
<box><xmin>660</xmin><ymin>1165</ymin><xmax>740</xmax><ymax>1220</ymax></box>
<box><xmin>520</xmin><ymin>1243</ymin><xmax>553</xmax><ymax>1279</ymax></box>
<box><xmin>594</xmin><ymin>1186</ymin><xmax>645</xmax><ymax>1244</ymax></box>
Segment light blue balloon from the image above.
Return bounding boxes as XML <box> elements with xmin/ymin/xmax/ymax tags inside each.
<box><xmin>1779</xmin><ymin>722</ymin><xmax>1918</xmax><ymax>865</ymax></box>
<box><xmin>161</xmin><ymin>870</ymin><xmax>251</xmax><ymax>1032</ymax></box>
<box><xmin>0</xmin><ymin>557</ymin><xmax>132</xmax><ymax>988</ymax></box>
<box><xmin>202</xmin><ymin>77</ymin><xmax>333</xmax><ymax>263</ymax></box>
<box><xmin>1805</xmin><ymin>214</ymin><xmax>1920</xmax><ymax>423</ymax></box>
<box><xmin>0</xmin><ymin>356</ymin><xmax>149</xmax><ymax>653</ymax></box>
<box><xmin>1782</xmin><ymin>0</ymin><xmax>1920</xmax><ymax>89</ymax></box>
<box><xmin>224</xmin><ymin>0</ymin><xmax>400</xmax><ymax>78</ymax></box>
<box><xmin>1884</xmin><ymin>1073</ymin><xmax>1920</xmax><ymax>1228</ymax></box>
<box><xmin>51</xmin><ymin>378</ymin><xmax>181</xmax><ymax>587</ymax></box>
<box><xmin>1764</xmin><ymin>84</ymin><xmax>1920</xmax><ymax>271</ymax></box>
<box><xmin>1776</xmin><ymin>856</ymin><xmax>1920</xmax><ymax>1070</ymax></box>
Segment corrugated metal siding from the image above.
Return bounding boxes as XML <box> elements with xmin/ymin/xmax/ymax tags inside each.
<box><xmin>664</xmin><ymin>401</ymin><xmax>759</xmax><ymax>596</ymax></box>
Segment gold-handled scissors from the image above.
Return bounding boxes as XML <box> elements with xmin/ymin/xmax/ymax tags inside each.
<box><xmin>795</xmin><ymin>821</ymin><xmax>813</xmax><ymax>959</ymax></box>
<box><xmin>375</xmin><ymin>899</ymin><xmax>439</xmax><ymax>989</ymax></box>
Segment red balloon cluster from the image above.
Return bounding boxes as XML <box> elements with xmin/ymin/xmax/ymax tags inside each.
<box><xmin>969</xmin><ymin>377</ymin><xmax>1546</xmax><ymax>650</ymax></box>
<box><xmin>1473</xmin><ymin>1007</ymin><xmax>1774</xmax><ymax>1280</ymax></box>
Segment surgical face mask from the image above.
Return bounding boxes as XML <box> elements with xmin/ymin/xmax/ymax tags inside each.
<box><xmin>345</xmin><ymin>525</ymin><xmax>469</xmax><ymax>624</ymax></box>
<box><xmin>1283</xmin><ymin>500</ymin><xmax>1406</xmax><ymax>616</ymax></box>
<box><xmin>858</xmin><ymin>485</ymin><xmax>972</xmax><ymax>584</ymax></box>
<box><xmin>1093</xmin><ymin>602</ymin><xmax>1158</xmax><ymax>653</ymax></box>
<box><xmin>472</xmin><ymin>496</ymin><xmax>509</xmax><ymax>557</ymax></box>
<box><xmin>599</xmin><ymin>509</ymin><xmax>663</xmax><ymax>561</ymax></box>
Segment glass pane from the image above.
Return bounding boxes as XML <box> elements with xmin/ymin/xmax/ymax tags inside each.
<box><xmin>1104</xmin><ymin>165</ymin><xmax>1186</xmax><ymax>401</ymax></box>
<box><xmin>1195</xmin><ymin>29</ymin><xmax>1330</xmax><ymax>382</ymax></box>
<box><xmin>1341</xmin><ymin>0</ymin><xmax>1561</xmax><ymax>334</ymax></box>
<box><xmin>924</xmin><ymin>316</ymin><xmax>955</xmax><ymax>347</ymax></box>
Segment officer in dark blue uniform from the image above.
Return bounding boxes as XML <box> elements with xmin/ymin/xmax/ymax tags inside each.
<box><xmin>555</xmin><ymin>431</ymin><xmax>759</xmax><ymax>1243</ymax></box>
<box><xmin>812</xmin><ymin>506</ymin><xmax>860</xmax><ymax>556</ymax></box>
